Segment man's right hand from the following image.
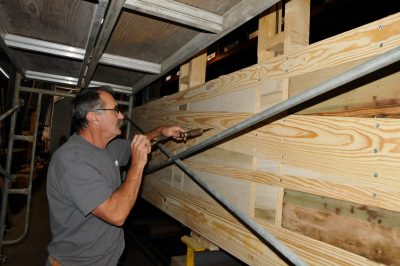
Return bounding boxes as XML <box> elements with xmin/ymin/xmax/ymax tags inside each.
<box><xmin>131</xmin><ymin>134</ymin><xmax>151</xmax><ymax>167</ymax></box>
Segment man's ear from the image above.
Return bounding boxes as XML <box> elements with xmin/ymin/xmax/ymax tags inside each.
<box><xmin>86</xmin><ymin>111</ymin><xmax>99</xmax><ymax>126</ymax></box>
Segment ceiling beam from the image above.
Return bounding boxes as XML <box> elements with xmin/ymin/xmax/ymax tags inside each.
<box><xmin>4</xmin><ymin>34</ymin><xmax>161</xmax><ymax>74</ymax></box>
<box><xmin>25</xmin><ymin>70</ymin><xmax>133</xmax><ymax>94</ymax></box>
<box><xmin>79</xmin><ymin>0</ymin><xmax>130</xmax><ymax>89</ymax></box>
<box><xmin>78</xmin><ymin>0</ymin><xmax>110</xmax><ymax>88</ymax></box>
<box><xmin>101</xmin><ymin>53</ymin><xmax>160</xmax><ymax>74</ymax></box>
<box><xmin>124</xmin><ymin>0</ymin><xmax>223</xmax><ymax>33</ymax></box>
<box><xmin>5</xmin><ymin>34</ymin><xmax>85</xmax><ymax>60</ymax></box>
<box><xmin>132</xmin><ymin>0</ymin><xmax>280</xmax><ymax>93</ymax></box>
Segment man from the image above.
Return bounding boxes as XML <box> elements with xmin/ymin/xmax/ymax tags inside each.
<box><xmin>46</xmin><ymin>87</ymin><xmax>184</xmax><ymax>265</ymax></box>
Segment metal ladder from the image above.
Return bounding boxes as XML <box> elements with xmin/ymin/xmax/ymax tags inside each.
<box><xmin>0</xmin><ymin>73</ymin><xmax>43</xmax><ymax>261</ymax></box>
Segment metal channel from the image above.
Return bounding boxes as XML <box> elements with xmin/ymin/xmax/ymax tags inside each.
<box><xmin>77</xmin><ymin>0</ymin><xmax>109</xmax><ymax>88</ymax></box>
<box><xmin>146</xmin><ymin>45</ymin><xmax>400</xmax><ymax>175</ymax></box>
<box><xmin>79</xmin><ymin>0</ymin><xmax>126</xmax><ymax>88</ymax></box>
<box><xmin>0</xmin><ymin>105</ymin><xmax>19</xmax><ymax>123</ymax></box>
<box><xmin>129</xmin><ymin>120</ymin><xmax>307</xmax><ymax>266</ymax></box>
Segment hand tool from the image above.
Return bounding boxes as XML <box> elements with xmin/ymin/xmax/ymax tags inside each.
<box><xmin>123</xmin><ymin>115</ymin><xmax>213</xmax><ymax>146</ymax></box>
<box><xmin>150</xmin><ymin>127</ymin><xmax>213</xmax><ymax>146</ymax></box>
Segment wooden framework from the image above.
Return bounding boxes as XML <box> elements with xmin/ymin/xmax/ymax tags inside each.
<box><xmin>133</xmin><ymin>3</ymin><xmax>400</xmax><ymax>265</ymax></box>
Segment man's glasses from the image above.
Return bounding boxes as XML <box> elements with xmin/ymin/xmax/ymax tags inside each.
<box><xmin>95</xmin><ymin>105</ymin><xmax>121</xmax><ymax>114</ymax></box>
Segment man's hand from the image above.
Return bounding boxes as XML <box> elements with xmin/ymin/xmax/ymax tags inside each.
<box><xmin>161</xmin><ymin>125</ymin><xmax>185</xmax><ymax>140</ymax></box>
<box><xmin>131</xmin><ymin>134</ymin><xmax>151</xmax><ymax>167</ymax></box>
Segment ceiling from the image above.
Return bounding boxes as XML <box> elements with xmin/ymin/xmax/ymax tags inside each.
<box><xmin>0</xmin><ymin>0</ymin><xmax>279</xmax><ymax>94</ymax></box>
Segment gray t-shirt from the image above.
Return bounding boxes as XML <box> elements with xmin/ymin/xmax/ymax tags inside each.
<box><xmin>47</xmin><ymin>133</ymin><xmax>131</xmax><ymax>266</ymax></box>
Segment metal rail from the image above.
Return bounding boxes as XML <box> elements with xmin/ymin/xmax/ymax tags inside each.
<box><xmin>4</xmin><ymin>93</ymin><xmax>42</xmax><ymax>245</ymax></box>
<box><xmin>130</xmin><ymin>120</ymin><xmax>308</xmax><ymax>266</ymax></box>
<box><xmin>0</xmin><ymin>74</ymin><xmax>21</xmax><ymax>253</ymax></box>
<box><xmin>79</xmin><ymin>0</ymin><xmax>126</xmax><ymax>88</ymax></box>
<box><xmin>0</xmin><ymin>105</ymin><xmax>19</xmax><ymax>123</ymax></box>
<box><xmin>77</xmin><ymin>0</ymin><xmax>109</xmax><ymax>88</ymax></box>
<box><xmin>145</xmin><ymin>45</ymin><xmax>400</xmax><ymax>175</ymax></box>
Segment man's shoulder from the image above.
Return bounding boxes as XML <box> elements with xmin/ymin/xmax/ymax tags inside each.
<box><xmin>53</xmin><ymin>135</ymin><xmax>89</xmax><ymax>161</ymax></box>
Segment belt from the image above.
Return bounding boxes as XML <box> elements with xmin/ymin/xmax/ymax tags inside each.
<box><xmin>48</xmin><ymin>255</ymin><xmax>61</xmax><ymax>266</ymax></box>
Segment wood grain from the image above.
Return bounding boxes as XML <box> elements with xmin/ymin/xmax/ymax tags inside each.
<box><xmin>141</xmin><ymin>179</ymin><xmax>380</xmax><ymax>265</ymax></box>
<box><xmin>0</xmin><ymin>0</ymin><xmax>95</xmax><ymax>47</ymax></box>
<box><xmin>283</xmin><ymin>190</ymin><xmax>400</xmax><ymax>265</ymax></box>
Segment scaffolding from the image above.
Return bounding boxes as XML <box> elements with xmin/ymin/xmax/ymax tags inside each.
<box><xmin>0</xmin><ymin>75</ymin><xmax>134</xmax><ymax>261</ymax></box>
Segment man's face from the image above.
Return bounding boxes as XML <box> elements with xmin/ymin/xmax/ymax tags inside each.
<box><xmin>97</xmin><ymin>91</ymin><xmax>124</xmax><ymax>140</ymax></box>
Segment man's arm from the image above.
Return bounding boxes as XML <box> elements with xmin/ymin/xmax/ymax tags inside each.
<box><xmin>92</xmin><ymin>134</ymin><xmax>150</xmax><ymax>226</ymax></box>
<box><xmin>144</xmin><ymin>125</ymin><xmax>184</xmax><ymax>142</ymax></box>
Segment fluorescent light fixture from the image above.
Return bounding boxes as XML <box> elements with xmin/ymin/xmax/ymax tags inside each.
<box><xmin>25</xmin><ymin>70</ymin><xmax>133</xmax><ymax>94</ymax></box>
<box><xmin>0</xmin><ymin>66</ymin><xmax>9</xmax><ymax>79</ymax></box>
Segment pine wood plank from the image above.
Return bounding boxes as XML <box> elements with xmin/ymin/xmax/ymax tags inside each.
<box><xmin>141</xmin><ymin>179</ymin><xmax>380</xmax><ymax>265</ymax></box>
<box><xmin>141</xmin><ymin>65</ymin><xmax>259</xmax><ymax>110</ymax></box>
<box><xmin>185</xmin><ymin>160</ymin><xmax>400</xmax><ymax>213</ymax></box>
<box><xmin>290</xmin><ymin>60</ymin><xmax>400</xmax><ymax>115</ymax></box>
<box><xmin>189</xmin><ymin>86</ymin><xmax>258</xmax><ymax>113</ymax></box>
<box><xmin>283</xmin><ymin>0</ymin><xmax>310</xmax><ymax>54</ymax></box>
<box><xmin>134</xmin><ymin>108</ymin><xmax>400</xmax><ymax>190</ymax></box>
<box><xmin>259</xmin><ymin>12</ymin><xmax>400</xmax><ymax>83</ymax></box>
<box><xmin>282</xmin><ymin>190</ymin><xmax>400</xmax><ymax>265</ymax></box>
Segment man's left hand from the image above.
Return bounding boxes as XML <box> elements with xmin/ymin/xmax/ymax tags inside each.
<box><xmin>161</xmin><ymin>125</ymin><xmax>185</xmax><ymax>140</ymax></box>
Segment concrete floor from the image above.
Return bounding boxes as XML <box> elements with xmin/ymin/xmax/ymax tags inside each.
<box><xmin>3</xmin><ymin>176</ymin><xmax>51</xmax><ymax>265</ymax></box>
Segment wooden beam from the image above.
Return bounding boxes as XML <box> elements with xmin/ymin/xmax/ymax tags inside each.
<box><xmin>283</xmin><ymin>0</ymin><xmax>310</xmax><ymax>54</ymax></box>
<box><xmin>257</xmin><ymin>5</ymin><xmax>281</xmax><ymax>62</ymax></box>
<box><xmin>179</xmin><ymin>53</ymin><xmax>207</xmax><ymax>92</ymax></box>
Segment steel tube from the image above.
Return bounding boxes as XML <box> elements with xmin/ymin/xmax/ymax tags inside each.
<box><xmin>146</xmin><ymin>45</ymin><xmax>400</xmax><ymax>175</ymax></box>
<box><xmin>78</xmin><ymin>0</ymin><xmax>109</xmax><ymax>88</ymax></box>
<box><xmin>4</xmin><ymin>93</ymin><xmax>42</xmax><ymax>245</ymax></box>
<box><xmin>0</xmin><ymin>74</ymin><xmax>21</xmax><ymax>250</ymax></box>
<box><xmin>130</xmin><ymin>120</ymin><xmax>307</xmax><ymax>266</ymax></box>
<box><xmin>19</xmin><ymin>86</ymin><xmax>75</xmax><ymax>97</ymax></box>
<box><xmin>79</xmin><ymin>0</ymin><xmax>126</xmax><ymax>88</ymax></box>
<box><xmin>0</xmin><ymin>105</ymin><xmax>19</xmax><ymax>122</ymax></box>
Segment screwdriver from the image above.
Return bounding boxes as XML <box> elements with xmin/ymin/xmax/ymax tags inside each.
<box><xmin>151</xmin><ymin>127</ymin><xmax>213</xmax><ymax>146</ymax></box>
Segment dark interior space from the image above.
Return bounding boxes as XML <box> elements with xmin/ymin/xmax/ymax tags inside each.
<box><xmin>1</xmin><ymin>0</ymin><xmax>400</xmax><ymax>265</ymax></box>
